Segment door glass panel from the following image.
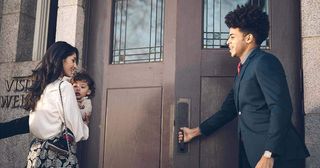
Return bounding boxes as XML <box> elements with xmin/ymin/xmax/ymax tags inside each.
<box><xmin>111</xmin><ymin>0</ymin><xmax>164</xmax><ymax>64</ymax></box>
<box><xmin>203</xmin><ymin>0</ymin><xmax>269</xmax><ymax>49</ymax></box>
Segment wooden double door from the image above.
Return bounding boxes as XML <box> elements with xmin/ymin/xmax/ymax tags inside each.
<box><xmin>85</xmin><ymin>0</ymin><xmax>303</xmax><ymax>167</ymax></box>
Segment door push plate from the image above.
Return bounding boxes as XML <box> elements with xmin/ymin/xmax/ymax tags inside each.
<box><xmin>175</xmin><ymin>98</ymin><xmax>190</xmax><ymax>153</ymax></box>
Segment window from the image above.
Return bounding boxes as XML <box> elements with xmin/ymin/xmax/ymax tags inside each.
<box><xmin>0</xmin><ymin>0</ymin><xmax>56</xmax><ymax>62</ymax></box>
<box><xmin>32</xmin><ymin>0</ymin><xmax>58</xmax><ymax>61</ymax></box>
<box><xmin>203</xmin><ymin>0</ymin><xmax>269</xmax><ymax>49</ymax></box>
<box><xmin>111</xmin><ymin>0</ymin><xmax>165</xmax><ymax>64</ymax></box>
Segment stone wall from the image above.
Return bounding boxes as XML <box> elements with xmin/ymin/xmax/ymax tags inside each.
<box><xmin>0</xmin><ymin>0</ymin><xmax>3</xmax><ymax>34</ymax></box>
<box><xmin>301</xmin><ymin>0</ymin><xmax>320</xmax><ymax>167</ymax></box>
<box><xmin>16</xmin><ymin>0</ymin><xmax>37</xmax><ymax>61</ymax></box>
<box><xmin>0</xmin><ymin>1</ymin><xmax>37</xmax><ymax>167</ymax></box>
<box><xmin>0</xmin><ymin>0</ymin><xmax>36</xmax><ymax>62</ymax></box>
<box><xmin>0</xmin><ymin>61</ymin><xmax>38</xmax><ymax>167</ymax></box>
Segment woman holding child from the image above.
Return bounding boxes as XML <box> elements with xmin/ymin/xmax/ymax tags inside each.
<box><xmin>24</xmin><ymin>41</ymin><xmax>89</xmax><ymax>167</ymax></box>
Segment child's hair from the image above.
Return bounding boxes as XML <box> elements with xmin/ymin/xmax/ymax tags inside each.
<box><xmin>73</xmin><ymin>71</ymin><xmax>96</xmax><ymax>99</ymax></box>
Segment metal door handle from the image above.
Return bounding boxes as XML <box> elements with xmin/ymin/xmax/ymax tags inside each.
<box><xmin>175</xmin><ymin>98</ymin><xmax>190</xmax><ymax>153</ymax></box>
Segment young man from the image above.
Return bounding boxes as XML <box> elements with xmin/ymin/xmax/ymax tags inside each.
<box><xmin>178</xmin><ymin>4</ymin><xmax>309</xmax><ymax>168</ymax></box>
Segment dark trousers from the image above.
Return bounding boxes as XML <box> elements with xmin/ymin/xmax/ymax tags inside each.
<box><xmin>274</xmin><ymin>158</ymin><xmax>305</xmax><ymax>168</ymax></box>
<box><xmin>239</xmin><ymin>140</ymin><xmax>251</xmax><ymax>168</ymax></box>
<box><xmin>239</xmin><ymin>140</ymin><xmax>305</xmax><ymax>168</ymax></box>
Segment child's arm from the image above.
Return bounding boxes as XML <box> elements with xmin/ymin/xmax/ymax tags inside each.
<box><xmin>81</xmin><ymin>98</ymin><xmax>92</xmax><ymax>116</ymax></box>
<box><xmin>79</xmin><ymin>98</ymin><xmax>92</xmax><ymax>124</ymax></box>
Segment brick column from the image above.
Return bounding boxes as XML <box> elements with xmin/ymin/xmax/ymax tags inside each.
<box><xmin>0</xmin><ymin>0</ymin><xmax>36</xmax><ymax>62</ymax></box>
<box><xmin>56</xmin><ymin>0</ymin><xmax>85</xmax><ymax>66</ymax></box>
<box><xmin>0</xmin><ymin>1</ymin><xmax>37</xmax><ymax>167</ymax></box>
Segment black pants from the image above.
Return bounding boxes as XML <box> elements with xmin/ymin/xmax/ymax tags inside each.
<box><xmin>239</xmin><ymin>140</ymin><xmax>305</xmax><ymax>168</ymax></box>
<box><xmin>239</xmin><ymin>140</ymin><xmax>251</xmax><ymax>168</ymax></box>
<box><xmin>274</xmin><ymin>158</ymin><xmax>305</xmax><ymax>168</ymax></box>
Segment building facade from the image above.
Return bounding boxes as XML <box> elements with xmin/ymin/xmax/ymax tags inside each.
<box><xmin>0</xmin><ymin>0</ymin><xmax>319</xmax><ymax>167</ymax></box>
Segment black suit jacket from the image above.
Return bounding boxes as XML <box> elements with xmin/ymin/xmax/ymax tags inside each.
<box><xmin>200</xmin><ymin>48</ymin><xmax>309</xmax><ymax>167</ymax></box>
<box><xmin>0</xmin><ymin>115</ymin><xmax>29</xmax><ymax>139</ymax></box>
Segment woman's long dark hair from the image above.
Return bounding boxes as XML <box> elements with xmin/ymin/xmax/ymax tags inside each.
<box><xmin>24</xmin><ymin>41</ymin><xmax>79</xmax><ymax>111</ymax></box>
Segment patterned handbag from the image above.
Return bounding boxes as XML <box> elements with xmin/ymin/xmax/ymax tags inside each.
<box><xmin>46</xmin><ymin>128</ymin><xmax>74</xmax><ymax>157</ymax></box>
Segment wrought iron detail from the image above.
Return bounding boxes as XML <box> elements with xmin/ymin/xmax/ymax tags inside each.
<box><xmin>111</xmin><ymin>0</ymin><xmax>164</xmax><ymax>64</ymax></box>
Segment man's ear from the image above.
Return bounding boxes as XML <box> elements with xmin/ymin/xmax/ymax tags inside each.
<box><xmin>246</xmin><ymin>34</ymin><xmax>255</xmax><ymax>44</ymax></box>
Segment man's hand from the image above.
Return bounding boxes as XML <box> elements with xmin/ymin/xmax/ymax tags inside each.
<box><xmin>255</xmin><ymin>155</ymin><xmax>274</xmax><ymax>168</ymax></box>
<box><xmin>178</xmin><ymin>127</ymin><xmax>201</xmax><ymax>143</ymax></box>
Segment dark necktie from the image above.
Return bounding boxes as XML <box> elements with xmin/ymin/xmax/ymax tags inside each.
<box><xmin>237</xmin><ymin>62</ymin><xmax>242</xmax><ymax>75</ymax></box>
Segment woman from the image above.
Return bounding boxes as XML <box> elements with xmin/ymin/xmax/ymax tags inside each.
<box><xmin>24</xmin><ymin>41</ymin><xmax>89</xmax><ymax>167</ymax></box>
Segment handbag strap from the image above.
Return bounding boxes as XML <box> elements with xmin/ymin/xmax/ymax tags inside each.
<box><xmin>58</xmin><ymin>80</ymin><xmax>71</xmax><ymax>154</ymax></box>
<box><xmin>58</xmin><ymin>81</ymin><xmax>67</xmax><ymax>127</ymax></box>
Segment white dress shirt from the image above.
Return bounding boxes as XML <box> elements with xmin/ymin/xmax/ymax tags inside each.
<box><xmin>240</xmin><ymin>47</ymin><xmax>256</xmax><ymax>64</ymax></box>
<box><xmin>29</xmin><ymin>77</ymin><xmax>89</xmax><ymax>142</ymax></box>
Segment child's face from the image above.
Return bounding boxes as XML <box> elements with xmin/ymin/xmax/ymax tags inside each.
<box><xmin>73</xmin><ymin>80</ymin><xmax>91</xmax><ymax>100</ymax></box>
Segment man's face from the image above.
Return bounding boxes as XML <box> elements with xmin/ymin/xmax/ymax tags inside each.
<box><xmin>73</xmin><ymin>80</ymin><xmax>91</xmax><ymax>100</ymax></box>
<box><xmin>226</xmin><ymin>28</ymin><xmax>250</xmax><ymax>59</ymax></box>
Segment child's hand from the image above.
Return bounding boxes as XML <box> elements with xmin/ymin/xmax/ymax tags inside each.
<box><xmin>83</xmin><ymin>113</ymin><xmax>91</xmax><ymax>125</ymax></box>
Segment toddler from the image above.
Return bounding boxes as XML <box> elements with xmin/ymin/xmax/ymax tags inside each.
<box><xmin>72</xmin><ymin>71</ymin><xmax>95</xmax><ymax>123</ymax></box>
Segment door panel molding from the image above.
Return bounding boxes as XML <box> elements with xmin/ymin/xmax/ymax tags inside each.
<box><xmin>104</xmin><ymin>87</ymin><xmax>163</xmax><ymax>168</ymax></box>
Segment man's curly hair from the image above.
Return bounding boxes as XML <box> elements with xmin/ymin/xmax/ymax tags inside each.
<box><xmin>225</xmin><ymin>4</ymin><xmax>269</xmax><ymax>45</ymax></box>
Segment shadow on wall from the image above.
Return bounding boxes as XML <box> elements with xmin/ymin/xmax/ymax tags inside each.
<box><xmin>304</xmin><ymin>110</ymin><xmax>320</xmax><ymax>168</ymax></box>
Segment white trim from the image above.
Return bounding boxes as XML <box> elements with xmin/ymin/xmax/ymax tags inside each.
<box><xmin>32</xmin><ymin>0</ymin><xmax>51</xmax><ymax>61</ymax></box>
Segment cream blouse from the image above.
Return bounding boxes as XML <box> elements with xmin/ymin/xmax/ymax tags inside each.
<box><xmin>29</xmin><ymin>77</ymin><xmax>89</xmax><ymax>142</ymax></box>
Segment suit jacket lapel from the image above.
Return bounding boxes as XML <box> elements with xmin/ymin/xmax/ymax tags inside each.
<box><xmin>234</xmin><ymin>48</ymin><xmax>259</xmax><ymax>111</ymax></box>
<box><xmin>234</xmin><ymin>75</ymin><xmax>240</xmax><ymax>111</ymax></box>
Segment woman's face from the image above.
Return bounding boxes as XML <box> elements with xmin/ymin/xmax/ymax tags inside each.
<box><xmin>63</xmin><ymin>53</ymin><xmax>77</xmax><ymax>77</ymax></box>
